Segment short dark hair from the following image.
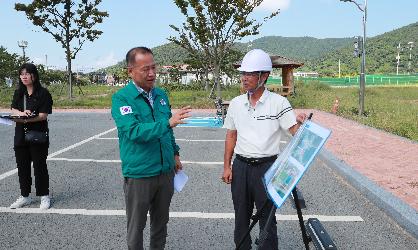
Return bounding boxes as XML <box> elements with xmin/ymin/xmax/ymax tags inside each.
<box><xmin>17</xmin><ymin>63</ymin><xmax>42</xmax><ymax>95</ymax></box>
<box><xmin>125</xmin><ymin>47</ymin><xmax>153</xmax><ymax>67</ymax></box>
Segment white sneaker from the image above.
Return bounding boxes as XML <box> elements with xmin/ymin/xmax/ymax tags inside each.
<box><xmin>10</xmin><ymin>196</ymin><xmax>32</xmax><ymax>209</ymax></box>
<box><xmin>40</xmin><ymin>195</ymin><xmax>51</xmax><ymax>210</ymax></box>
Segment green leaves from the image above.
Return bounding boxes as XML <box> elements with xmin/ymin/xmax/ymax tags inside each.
<box><xmin>15</xmin><ymin>0</ymin><xmax>109</xmax><ymax>98</ymax></box>
<box><xmin>169</xmin><ymin>0</ymin><xmax>279</xmax><ymax>98</ymax></box>
<box><xmin>0</xmin><ymin>47</ymin><xmax>19</xmax><ymax>86</ymax></box>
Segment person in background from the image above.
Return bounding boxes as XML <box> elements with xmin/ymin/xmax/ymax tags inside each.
<box><xmin>222</xmin><ymin>49</ymin><xmax>307</xmax><ymax>249</ymax></box>
<box><xmin>111</xmin><ymin>47</ymin><xmax>191</xmax><ymax>250</ymax></box>
<box><xmin>9</xmin><ymin>63</ymin><xmax>53</xmax><ymax>210</ymax></box>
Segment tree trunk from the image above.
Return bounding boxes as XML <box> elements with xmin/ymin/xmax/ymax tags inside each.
<box><xmin>204</xmin><ymin>68</ymin><xmax>209</xmax><ymax>91</ymax></box>
<box><xmin>65</xmin><ymin>0</ymin><xmax>73</xmax><ymax>99</ymax></box>
<box><xmin>67</xmin><ymin>55</ymin><xmax>72</xmax><ymax>99</ymax></box>
<box><xmin>214</xmin><ymin>63</ymin><xmax>221</xmax><ymax>98</ymax></box>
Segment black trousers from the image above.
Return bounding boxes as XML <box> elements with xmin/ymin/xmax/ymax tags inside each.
<box><xmin>231</xmin><ymin>157</ymin><xmax>278</xmax><ymax>250</ymax></box>
<box><xmin>14</xmin><ymin>143</ymin><xmax>49</xmax><ymax>197</ymax></box>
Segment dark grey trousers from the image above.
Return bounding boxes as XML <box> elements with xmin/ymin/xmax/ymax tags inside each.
<box><xmin>124</xmin><ymin>171</ymin><xmax>174</xmax><ymax>250</ymax></box>
<box><xmin>231</xmin><ymin>158</ymin><xmax>278</xmax><ymax>250</ymax></box>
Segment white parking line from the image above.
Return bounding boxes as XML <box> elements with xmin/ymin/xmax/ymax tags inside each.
<box><xmin>0</xmin><ymin>207</ymin><xmax>364</xmax><ymax>221</ymax></box>
<box><xmin>0</xmin><ymin>169</ymin><xmax>18</xmax><ymax>181</ymax></box>
<box><xmin>97</xmin><ymin>138</ymin><xmax>226</xmax><ymax>142</ymax></box>
<box><xmin>96</xmin><ymin>137</ymin><xmax>288</xmax><ymax>144</ymax></box>
<box><xmin>48</xmin><ymin>158</ymin><xmax>121</xmax><ymax>163</ymax></box>
<box><xmin>48</xmin><ymin>127</ymin><xmax>116</xmax><ymax>158</ymax></box>
<box><xmin>0</xmin><ymin>128</ymin><xmax>117</xmax><ymax>181</ymax></box>
<box><xmin>47</xmin><ymin>158</ymin><xmax>224</xmax><ymax>165</ymax></box>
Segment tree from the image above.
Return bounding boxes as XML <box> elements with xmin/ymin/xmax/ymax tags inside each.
<box><xmin>169</xmin><ymin>0</ymin><xmax>279</xmax><ymax>98</ymax></box>
<box><xmin>0</xmin><ymin>46</ymin><xmax>19</xmax><ymax>86</ymax></box>
<box><xmin>15</xmin><ymin>0</ymin><xmax>108</xmax><ymax>99</ymax></box>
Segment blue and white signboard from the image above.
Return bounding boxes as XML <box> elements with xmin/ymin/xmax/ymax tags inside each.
<box><xmin>178</xmin><ymin>117</ymin><xmax>223</xmax><ymax>128</ymax></box>
<box><xmin>264</xmin><ymin>120</ymin><xmax>331</xmax><ymax>208</ymax></box>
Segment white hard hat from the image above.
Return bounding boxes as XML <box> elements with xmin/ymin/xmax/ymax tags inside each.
<box><xmin>237</xmin><ymin>49</ymin><xmax>272</xmax><ymax>72</ymax></box>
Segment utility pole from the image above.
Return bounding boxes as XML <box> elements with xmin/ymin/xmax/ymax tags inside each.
<box><xmin>338</xmin><ymin>59</ymin><xmax>341</xmax><ymax>78</ymax></box>
<box><xmin>17</xmin><ymin>40</ymin><xmax>28</xmax><ymax>63</ymax></box>
<box><xmin>341</xmin><ymin>0</ymin><xmax>367</xmax><ymax>116</ymax></box>
<box><xmin>407</xmin><ymin>41</ymin><xmax>414</xmax><ymax>74</ymax></box>
<box><xmin>396</xmin><ymin>43</ymin><xmax>402</xmax><ymax>75</ymax></box>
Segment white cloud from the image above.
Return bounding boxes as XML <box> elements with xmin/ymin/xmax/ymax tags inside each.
<box><xmin>257</xmin><ymin>0</ymin><xmax>291</xmax><ymax>12</ymax></box>
<box><xmin>94</xmin><ymin>52</ymin><xmax>119</xmax><ymax>70</ymax></box>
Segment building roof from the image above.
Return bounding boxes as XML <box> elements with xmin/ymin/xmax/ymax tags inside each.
<box><xmin>234</xmin><ymin>55</ymin><xmax>303</xmax><ymax>69</ymax></box>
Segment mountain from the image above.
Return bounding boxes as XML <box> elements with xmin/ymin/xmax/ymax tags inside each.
<box><xmin>309</xmin><ymin>22</ymin><xmax>418</xmax><ymax>75</ymax></box>
<box><xmin>149</xmin><ymin>36</ymin><xmax>352</xmax><ymax>66</ymax></box>
<box><xmin>103</xmin><ymin>21</ymin><xmax>418</xmax><ymax>75</ymax></box>
<box><xmin>241</xmin><ymin>36</ymin><xmax>352</xmax><ymax>61</ymax></box>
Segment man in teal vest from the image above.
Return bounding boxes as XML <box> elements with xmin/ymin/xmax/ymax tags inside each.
<box><xmin>111</xmin><ymin>47</ymin><xmax>191</xmax><ymax>250</ymax></box>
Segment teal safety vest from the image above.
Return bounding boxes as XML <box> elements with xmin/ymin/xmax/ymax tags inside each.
<box><xmin>111</xmin><ymin>81</ymin><xmax>179</xmax><ymax>178</ymax></box>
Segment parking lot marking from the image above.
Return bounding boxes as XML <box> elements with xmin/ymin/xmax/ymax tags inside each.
<box><xmin>96</xmin><ymin>137</ymin><xmax>288</xmax><ymax>144</ymax></box>
<box><xmin>48</xmin><ymin>158</ymin><xmax>121</xmax><ymax>163</ymax></box>
<box><xmin>0</xmin><ymin>128</ymin><xmax>117</xmax><ymax>181</ymax></box>
<box><xmin>97</xmin><ymin>138</ymin><xmax>226</xmax><ymax>142</ymax></box>
<box><xmin>0</xmin><ymin>207</ymin><xmax>364</xmax><ymax>221</ymax></box>
<box><xmin>48</xmin><ymin>127</ymin><xmax>116</xmax><ymax>159</ymax></box>
<box><xmin>47</xmin><ymin>158</ymin><xmax>224</xmax><ymax>165</ymax></box>
<box><xmin>0</xmin><ymin>169</ymin><xmax>18</xmax><ymax>181</ymax></box>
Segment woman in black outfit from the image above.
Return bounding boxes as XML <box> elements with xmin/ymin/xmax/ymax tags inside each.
<box><xmin>9</xmin><ymin>63</ymin><xmax>53</xmax><ymax>210</ymax></box>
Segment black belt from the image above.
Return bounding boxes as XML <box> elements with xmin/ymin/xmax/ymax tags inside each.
<box><xmin>236</xmin><ymin>154</ymin><xmax>277</xmax><ymax>165</ymax></box>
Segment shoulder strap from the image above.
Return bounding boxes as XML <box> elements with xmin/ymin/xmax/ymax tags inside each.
<box><xmin>23</xmin><ymin>94</ymin><xmax>26</xmax><ymax>111</ymax></box>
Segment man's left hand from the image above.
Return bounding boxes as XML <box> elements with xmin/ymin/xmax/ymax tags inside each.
<box><xmin>174</xmin><ymin>155</ymin><xmax>183</xmax><ymax>173</ymax></box>
<box><xmin>296</xmin><ymin>113</ymin><xmax>308</xmax><ymax>124</ymax></box>
<box><xmin>289</xmin><ymin>113</ymin><xmax>308</xmax><ymax>136</ymax></box>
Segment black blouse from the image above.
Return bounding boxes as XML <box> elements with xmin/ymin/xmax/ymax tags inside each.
<box><xmin>11</xmin><ymin>87</ymin><xmax>53</xmax><ymax>146</ymax></box>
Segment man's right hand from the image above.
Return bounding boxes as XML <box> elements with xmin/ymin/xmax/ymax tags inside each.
<box><xmin>221</xmin><ymin>165</ymin><xmax>232</xmax><ymax>184</ymax></box>
<box><xmin>169</xmin><ymin>106</ymin><xmax>192</xmax><ymax>128</ymax></box>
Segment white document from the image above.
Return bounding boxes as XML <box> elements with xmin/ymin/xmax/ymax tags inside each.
<box><xmin>174</xmin><ymin>170</ymin><xmax>188</xmax><ymax>192</ymax></box>
<box><xmin>0</xmin><ymin>118</ymin><xmax>13</xmax><ymax>126</ymax></box>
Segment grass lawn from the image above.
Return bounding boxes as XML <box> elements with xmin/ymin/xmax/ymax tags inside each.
<box><xmin>0</xmin><ymin>82</ymin><xmax>417</xmax><ymax>141</ymax></box>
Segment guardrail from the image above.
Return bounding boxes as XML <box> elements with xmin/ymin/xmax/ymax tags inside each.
<box><xmin>267</xmin><ymin>75</ymin><xmax>418</xmax><ymax>87</ymax></box>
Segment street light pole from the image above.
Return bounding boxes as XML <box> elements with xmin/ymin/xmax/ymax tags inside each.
<box><xmin>17</xmin><ymin>40</ymin><xmax>28</xmax><ymax>63</ymax></box>
<box><xmin>341</xmin><ymin>0</ymin><xmax>367</xmax><ymax>116</ymax></box>
<box><xmin>407</xmin><ymin>41</ymin><xmax>414</xmax><ymax>74</ymax></box>
<box><xmin>396</xmin><ymin>43</ymin><xmax>401</xmax><ymax>75</ymax></box>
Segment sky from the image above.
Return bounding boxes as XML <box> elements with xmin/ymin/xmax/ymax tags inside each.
<box><xmin>1</xmin><ymin>0</ymin><xmax>417</xmax><ymax>72</ymax></box>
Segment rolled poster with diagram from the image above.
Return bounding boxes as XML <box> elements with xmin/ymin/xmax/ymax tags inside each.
<box><xmin>264</xmin><ymin>120</ymin><xmax>331</xmax><ymax>208</ymax></box>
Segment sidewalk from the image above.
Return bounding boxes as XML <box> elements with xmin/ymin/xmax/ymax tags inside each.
<box><xmin>298</xmin><ymin>109</ymin><xmax>417</xmax><ymax>211</ymax></box>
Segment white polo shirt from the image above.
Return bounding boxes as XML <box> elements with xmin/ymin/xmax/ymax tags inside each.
<box><xmin>223</xmin><ymin>89</ymin><xmax>297</xmax><ymax>158</ymax></box>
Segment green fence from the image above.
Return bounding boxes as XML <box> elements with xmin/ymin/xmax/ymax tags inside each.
<box><xmin>266</xmin><ymin>75</ymin><xmax>418</xmax><ymax>86</ymax></box>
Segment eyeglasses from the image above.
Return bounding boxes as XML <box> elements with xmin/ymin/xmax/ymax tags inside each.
<box><xmin>240</xmin><ymin>71</ymin><xmax>262</xmax><ymax>77</ymax></box>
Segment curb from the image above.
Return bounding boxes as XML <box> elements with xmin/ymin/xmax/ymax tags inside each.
<box><xmin>318</xmin><ymin>148</ymin><xmax>418</xmax><ymax>239</ymax></box>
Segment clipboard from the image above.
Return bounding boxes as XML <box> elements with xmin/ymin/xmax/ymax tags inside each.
<box><xmin>0</xmin><ymin>114</ymin><xmax>37</xmax><ymax>120</ymax></box>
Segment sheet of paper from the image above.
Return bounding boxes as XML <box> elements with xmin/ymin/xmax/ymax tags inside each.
<box><xmin>174</xmin><ymin>170</ymin><xmax>188</xmax><ymax>192</ymax></box>
<box><xmin>0</xmin><ymin>118</ymin><xmax>13</xmax><ymax>126</ymax></box>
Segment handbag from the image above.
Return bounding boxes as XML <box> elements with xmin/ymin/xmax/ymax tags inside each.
<box><xmin>24</xmin><ymin>130</ymin><xmax>48</xmax><ymax>144</ymax></box>
<box><xmin>23</xmin><ymin>94</ymin><xmax>48</xmax><ymax>144</ymax></box>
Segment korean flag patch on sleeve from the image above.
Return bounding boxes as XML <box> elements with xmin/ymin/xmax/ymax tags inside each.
<box><xmin>120</xmin><ymin>106</ymin><xmax>133</xmax><ymax>115</ymax></box>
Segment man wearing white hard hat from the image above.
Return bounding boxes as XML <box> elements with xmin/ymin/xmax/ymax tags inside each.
<box><xmin>222</xmin><ymin>49</ymin><xmax>307</xmax><ymax>249</ymax></box>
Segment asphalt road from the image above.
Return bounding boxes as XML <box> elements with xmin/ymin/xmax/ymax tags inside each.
<box><xmin>0</xmin><ymin>113</ymin><xmax>417</xmax><ymax>249</ymax></box>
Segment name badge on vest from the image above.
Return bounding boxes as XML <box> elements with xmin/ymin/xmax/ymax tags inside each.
<box><xmin>160</xmin><ymin>99</ymin><xmax>167</xmax><ymax>106</ymax></box>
